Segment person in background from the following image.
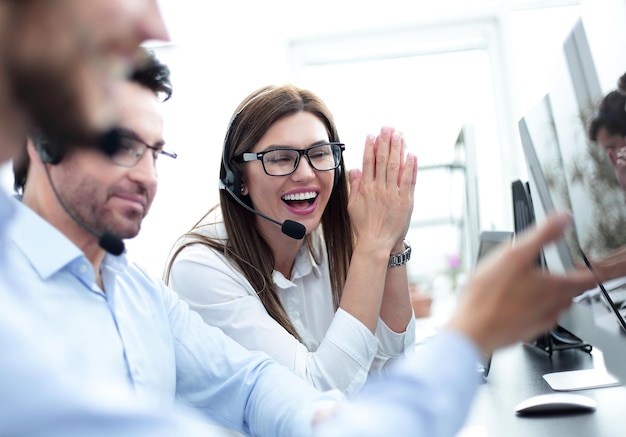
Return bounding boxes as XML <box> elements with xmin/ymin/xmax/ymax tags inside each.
<box><xmin>618</xmin><ymin>72</ymin><xmax>626</xmax><ymax>95</ymax></box>
<box><xmin>589</xmin><ymin>86</ymin><xmax>626</xmax><ymax>192</ymax></box>
<box><xmin>585</xmin><ymin>74</ymin><xmax>626</xmax><ymax>282</ymax></box>
<box><xmin>165</xmin><ymin>85</ymin><xmax>416</xmax><ymax>395</ymax></box>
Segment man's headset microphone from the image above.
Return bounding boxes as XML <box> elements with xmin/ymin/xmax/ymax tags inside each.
<box><xmin>218</xmin><ymin>90</ymin><xmax>346</xmax><ymax>241</ymax></box>
<box><xmin>34</xmin><ymin>129</ymin><xmax>126</xmax><ymax>255</ymax></box>
<box><xmin>37</xmin><ymin>91</ymin><xmax>340</xmax><ymax>254</ymax></box>
<box><xmin>36</xmin><ymin>109</ymin><xmax>307</xmax><ymax>257</ymax></box>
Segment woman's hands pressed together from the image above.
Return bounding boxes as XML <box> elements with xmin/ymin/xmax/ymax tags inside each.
<box><xmin>340</xmin><ymin>127</ymin><xmax>417</xmax><ymax>334</ymax></box>
<box><xmin>347</xmin><ymin>127</ymin><xmax>417</xmax><ymax>256</ymax></box>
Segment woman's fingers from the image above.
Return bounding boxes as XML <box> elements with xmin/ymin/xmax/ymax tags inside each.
<box><xmin>374</xmin><ymin>127</ymin><xmax>391</xmax><ymax>183</ymax></box>
<box><xmin>384</xmin><ymin>130</ymin><xmax>402</xmax><ymax>189</ymax></box>
<box><xmin>350</xmin><ymin>127</ymin><xmax>417</xmax><ymax>247</ymax></box>
<box><xmin>400</xmin><ymin>152</ymin><xmax>417</xmax><ymax>200</ymax></box>
<box><xmin>361</xmin><ymin>133</ymin><xmax>377</xmax><ymax>183</ymax></box>
<box><xmin>347</xmin><ymin>168</ymin><xmax>362</xmax><ymax>205</ymax></box>
<box><xmin>363</xmin><ymin>127</ymin><xmax>409</xmax><ymax>190</ymax></box>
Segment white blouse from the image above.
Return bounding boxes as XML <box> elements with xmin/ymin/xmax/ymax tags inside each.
<box><xmin>168</xmin><ymin>215</ymin><xmax>415</xmax><ymax>396</ymax></box>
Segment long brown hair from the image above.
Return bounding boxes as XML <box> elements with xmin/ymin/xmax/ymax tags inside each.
<box><xmin>165</xmin><ymin>85</ymin><xmax>353</xmax><ymax>341</ymax></box>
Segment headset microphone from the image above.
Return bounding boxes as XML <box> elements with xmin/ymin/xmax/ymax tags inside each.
<box><xmin>42</xmin><ymin>164</ymin><xmax>126</xmax><ymax>256</ymax></box>
<box><xmin>219</xmin><ymin>182</ymin><xmax>306</xmax><ymax>240</ymax></box>
<box><xmin>96</xmin><ymin>231</ymin><xmax>126</xmax><ymax>256</ymax></box>
<box><xmin>219</xmin><ymin>88</ymin><xmax>306</xmax><ymax>240</ymax></box>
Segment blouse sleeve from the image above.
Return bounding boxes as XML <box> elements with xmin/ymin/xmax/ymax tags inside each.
<box><xmin>370</xmin><ymin>316</ymin><xmax>416</xmax><ymax>375</ymax></box>
<box><xmin>168</xmin><ymin>244</ymin><xmax>381</xmax><ymax>396</ymax></box>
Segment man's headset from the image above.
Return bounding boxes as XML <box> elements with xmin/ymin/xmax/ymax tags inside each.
<box><xmin>33</xmin><ymin>130</ymin><xmax>126</xmax><ymax>255</ymax></box>
<box><xmin>34</xmin><ymin>129</ymin><xmax>123</xmax><ymax>165</ymax></box>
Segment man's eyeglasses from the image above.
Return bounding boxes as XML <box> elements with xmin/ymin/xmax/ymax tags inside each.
<box><xmin>108</xmin><ymin>128</ymin><xmax>177</xmax><ymax>168</ymax></box>
<box><xmin>238</xmin><ymin>142</ymin><xmax>345</xmax><ymax>177</ymax></box>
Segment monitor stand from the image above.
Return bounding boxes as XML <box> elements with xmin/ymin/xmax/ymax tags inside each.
<box><xmin>527</xmin><ymin>325</ymin><xmax>592</xmax><ymax>356</ymax></box>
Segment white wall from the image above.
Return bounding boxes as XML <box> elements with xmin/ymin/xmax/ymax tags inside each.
<box><xmin>3</xmin><ymin>0</ymin><xmax>625</xmax><ymax>280</ymax></box>
<box><xmin>135</xmin><ymin>0</ymin><xmax>621</xmax><ymax>279</ymax></box>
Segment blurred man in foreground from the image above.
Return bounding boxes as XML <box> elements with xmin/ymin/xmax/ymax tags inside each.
<box><xmin>0</xmin><ymin>2</ymin><xmax>213</xmax><ymax>436</ymax></box>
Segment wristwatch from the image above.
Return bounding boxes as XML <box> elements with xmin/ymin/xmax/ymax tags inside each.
<box><xmin>388</xmin><ymin>240</ymin><xmax>411</xmax><ymax>267</ymax></box>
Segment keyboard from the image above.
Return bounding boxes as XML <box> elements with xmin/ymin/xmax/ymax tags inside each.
<box><xmin>578</xmin><ymin>277</ymin><xmax>626</xmax><ymax>307</ymax></box>
<box><xmin>607</xmin><ymin>283</ymin><xmax>626</xmax><ymax>307</ymax></box>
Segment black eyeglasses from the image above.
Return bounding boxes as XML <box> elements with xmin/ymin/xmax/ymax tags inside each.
<box><xmin>108</xmin><ymin>128</ymin><xmax>177</xmax><ymax>168</ymax></box>
<box><xmin>238</xmin><ymin>142</ymin><xmax>345</xmax><ymax>176</ymax></box>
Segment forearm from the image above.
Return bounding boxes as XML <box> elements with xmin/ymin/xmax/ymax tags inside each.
<box><xmin>339</xmin><ymin>242</ymin><xmax>390</xmax><ymax>333</ymax></box>
<box><xmin>379</xmin><ymin>259</ymin><xmax>413</xmax><ymax>333</ymax></box>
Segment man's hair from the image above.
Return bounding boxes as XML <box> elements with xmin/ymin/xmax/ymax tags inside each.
<box><xmin>618</xmin><ymin>72</ymin><xmax>626</xmax><ymax>96</ymax></box>
<box><xmin>589</xmin><ymin>89</ymin><xmax>626</xmax><ymax>142</ymax></box>
<box><xmin>13</xmin><ymin>48</ymin><xmax>172</xmax><ymax>193</ymax></box>
<box><xmin>131</xmin><ymin>48</ymin><xmax>173</xmax><ymax>103</ymax></box>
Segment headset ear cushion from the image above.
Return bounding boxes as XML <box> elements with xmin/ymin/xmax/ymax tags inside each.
<box><xmin>221</xmin><ymin>118</ymin><xmax>244</xmax><ymax>198</ymax></box>
<box><xmin>34</xmin><ymin>135</ymin><xmax>61</xmax><ymax>165</ymax></box>
<box><xmin>231</xmin><ymin>168</ymin><xmax>242</xmax><ymax>197</ymax></box>
<box><xmin>221</xmin><ymin>159</ymin><xmax>243</xmax><ymax>199</ymax></box>
<box><xmin>99</xmin><ymin>128</ymin><xmax>123</xmax><ymax>157</ymax></box>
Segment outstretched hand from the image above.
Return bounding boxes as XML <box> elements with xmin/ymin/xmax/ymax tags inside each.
<box><xmin>448</xmin><ymin>213</ymin><xmax>596</xmax><ymax>356</ymax></box>
<box><xmin>347</xmin><ymin>127</ymin><xmax>417</xmax><ymax>254</ymax></box>
<box><xmin>574</xmin><ymin>245</ymin><xmax>626</xmax><ymax>283</ymax></box>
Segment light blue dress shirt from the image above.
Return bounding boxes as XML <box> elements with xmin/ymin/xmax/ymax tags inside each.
<box><xmin>1</xmin><ymin>192</ymin><xmax>481</xmax><ymax>437</ymax></box>
<box><xmin>2</xmin><ymin>196</ymin><xmax>339</xmax><ymax>436</ymax></box>
<box><xmin>0</xmin><ymin>190</ymin><xmax>222</xmax><ymax>436</ymax></box>
<box><xmin>314</xmin><ymin>330</ymin><xmax>481</xmax><ymax>437</ymax></box>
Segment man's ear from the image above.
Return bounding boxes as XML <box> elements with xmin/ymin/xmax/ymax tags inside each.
<box><xmin>12</xmin><ymin>137</ymin><xmax>37</xmax><ymax>194</ymax></box>
<box><xmin>26</xmin><ymin>137</ymin><xmax>42</xmax><ymax>162</ymax></box>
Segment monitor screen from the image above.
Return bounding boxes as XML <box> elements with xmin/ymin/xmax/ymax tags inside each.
<box><xmin>519</xmin><ymin>20</ymin><xmax>626</xmax><ymax>271</ymax></box>
<box><xmin>518</xmin><ymin>18</ymin><xmax>626</xmax><ymax>383</ymax></box>
<box><xmin>519</xmin><ymin>107</ymin><xmax>580</xmax><ymax>273</ymax></box>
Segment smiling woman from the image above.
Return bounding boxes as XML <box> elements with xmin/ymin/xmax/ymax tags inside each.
<box><xmin>164</xmin><ymin>84</ymin><xmax>417</xmax><ymax>396</ymax></box>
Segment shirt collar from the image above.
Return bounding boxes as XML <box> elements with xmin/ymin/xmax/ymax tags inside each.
<box><xmin>293</xmin><ymin>244</ymin><xmax>323</xmax><ymax>279</ymax></box>
<box><xmin>272</xmin><ymin>240</ymin><xmax>323</xmax><ymax>287</ymax></box>
<box><xmin>0</xmin><ymin>190</ymin><xmax>15</xmax><ymax>264</ymax></box>
<box><xmin>9</xmin><ymin>197</ymin><xmax>91</xmax><ymax>279</ymax></box>
<box><xmin>0</xmin><ymin>189</ymin><xmax>15</xmax><ymax>227</ymax></box>
<box><xmin>103</xmin><ymin>250</ymin><xmax>129</xmax><ymax>272</ymax></box>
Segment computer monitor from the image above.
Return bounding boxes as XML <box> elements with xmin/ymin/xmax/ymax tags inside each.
<box><xmin>520</xmin><ymin>97</ymin><xmax>626</xmax><ymax>382</ymax></box>
<box><xmin>551</xmin><ymin>22</ymin><xmax>626</xmax><ymax>263</ymax></box>
<box><xmin>518</xmin><ymin>19</ymin><xmax>626</xmax><ymax>383</ymax></box>
<box><xmin>512</xmin><ymin>179</ymin><xmax>591</xmax><ymax>356</ymax></box>
<box><xmin>511</xmin><ymin>179</ymin><xmax>545</xmax><ymax>268</ymax></box>
<box><xmin>475</xmin><ymin>230</ymin><xmax>514</xmax><ymax>378</ymax></box>
<box><xmin>518</xmin><ymin>105</ymin><xmax>580</xmax><ymax>274</ymax></box>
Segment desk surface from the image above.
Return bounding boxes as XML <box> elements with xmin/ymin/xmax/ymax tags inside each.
<box><xmin>462</xmin><ymin>343</ymin><xmax>626</xmax><ymax>436</ymax></box>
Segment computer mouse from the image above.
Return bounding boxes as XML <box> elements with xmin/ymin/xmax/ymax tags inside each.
<box><xmin>514</xmin><ymin>393</ymin><xmax>597</xmax><ymax>416</ymax></box>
